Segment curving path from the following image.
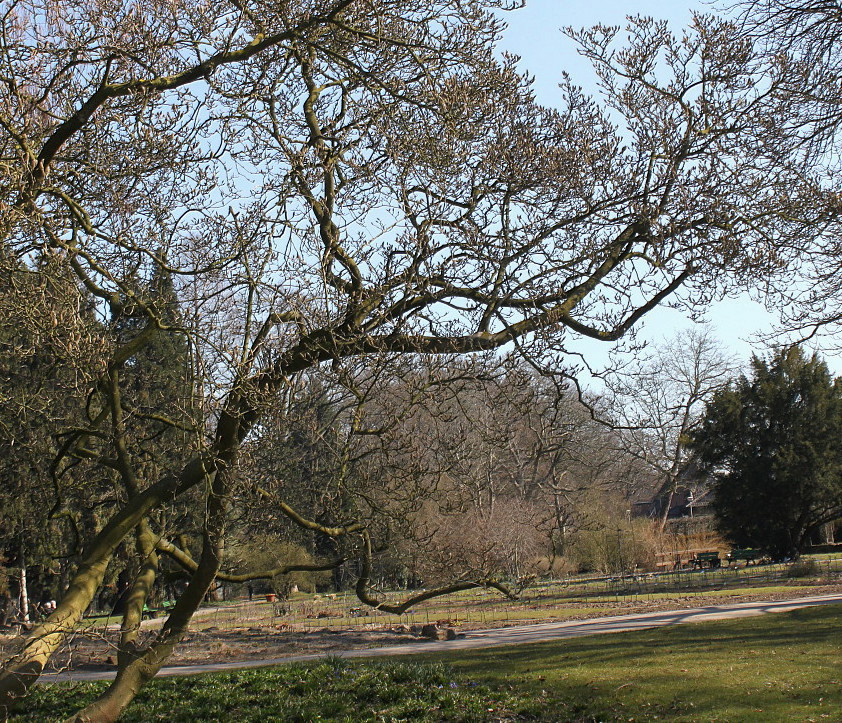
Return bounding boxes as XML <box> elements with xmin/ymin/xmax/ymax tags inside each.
<box><xmin>40</xmin><ymin>592</ymin><xmax>842</xmax><ymax>684</ymax></box>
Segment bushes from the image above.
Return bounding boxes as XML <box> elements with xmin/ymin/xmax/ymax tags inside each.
<box><xmin>786</xmin><ymin>559</ymin><xmax>819</xmax><ymax>578</ymax></box>
<box><xmin>565</xmin><ymin>516</ymin><xmax>726</xmax><ymax>574</ymax></box>
<box><xmin>229</xmin><ymin>537</ymin><xmax>330</xmax><ymax>597</ymax></box>
<box><xmin>566</xmin><ymin>518</ymin><xmax>657</xmax><ymax>574</ymax></box>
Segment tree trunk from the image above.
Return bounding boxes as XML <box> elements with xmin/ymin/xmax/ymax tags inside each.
<box><xmin>658</xmin><ymin>489</ymin><xmax>675</xmax><ymax>533</ymax></box>
<box><xmin>0</xmin><ymin>462</ymin><xmax>208</xmax><ymax>714</ymax></box>
<box><xmin>65</xmin><ymin>472</ymin><xmax>231</xmax><ymax>723</ymax></box>
<box><xmin>117</xmin><ymin>522</ymin><xmax>159</xmax><ymax>665</ymax></box>
<box><xmin>0</xmin><ymin>549</ymin><xmax>111</xmax><ymax>714</ymax></box>
<box><xmin>17</xmin><ymin>553</ymin><xmax>29</xmax><ymax>626</ymax></box>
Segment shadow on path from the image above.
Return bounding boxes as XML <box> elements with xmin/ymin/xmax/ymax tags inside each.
<box><xmin>39</xmin><ymin>592</ymin><xmax>842</xmax><ymax>684</ymax></box>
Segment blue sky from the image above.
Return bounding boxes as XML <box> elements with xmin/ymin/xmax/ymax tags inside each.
<box><xmin>500</xmin><ymin>0</ymin><xmax>705</xmax><ymax>100</ymax></box>
<box><xmin>495</xmin><ymin>0</ymin><xmax>840</xmax><ymax>375</ymax></box>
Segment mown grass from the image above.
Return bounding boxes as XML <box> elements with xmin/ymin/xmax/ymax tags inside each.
<box><xmin>429</xmin><ymin>603</ymin><xmax>842</xmax><ymax>722</ymax></box>
<box><xmin>13</xmin><ymin>604</ymin><xmax>842</xmax><ymax>722</ymax></box>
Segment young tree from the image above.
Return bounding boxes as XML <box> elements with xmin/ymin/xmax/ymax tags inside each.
<box><xmin>690</xmin><ymin>347</ymin><xmax>842</xmax><ymax>560</ymax></box>
<box><xmin>0</xmin><ymin>1</ymin><xmax>834</xmax><ymax>718</ymax></box>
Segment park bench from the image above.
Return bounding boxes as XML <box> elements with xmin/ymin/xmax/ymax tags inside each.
<box><xmin>691</xmin><ymin>551</ymin><xmax>721</xmax><ymax>569</ymax></box>
<box><xmin>655</xmin><ymin>552</ymin><xmax>690</xmax><ymax>570</ymax></box>
<box><xmin>656</xmin><ymin>549</ymin><xmax>713</xmax><ymax>570</ymax></box>
<box><xmin>727</xmin><ymin>548</ymin><xmax>761</xmax><ymax>565</ymax></box>
<box><xmin>141</xmin><ymin>600</ymin><xmax>177</xmax><ymax>619</ymax></box>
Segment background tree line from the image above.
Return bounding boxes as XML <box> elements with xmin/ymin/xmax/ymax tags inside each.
<box><xmin>5</xmin><ymin>311</ymin><xmax>842</xmax><ymax>616</ymax></box>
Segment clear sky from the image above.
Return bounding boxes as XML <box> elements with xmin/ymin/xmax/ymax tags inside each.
<box><xmin>496</xmin><ymin>0</ymin><xmax>841</xmax><ymax>376</ymax></box>
<box><xmin>500</xmin><ymin>0</ymin><xmax>705</xmax><ymax>100</ymax></box>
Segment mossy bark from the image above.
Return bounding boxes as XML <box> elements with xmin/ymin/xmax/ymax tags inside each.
<box><xmin>64</xmin><ymin>471</ymin><xmax>230</xmax><ymax>723</ymax></box>
<box><xmin>0</xmin><ymin>460</ymin><xmax>209</xmax><ymax>714</ymax></box>
<box><xmin>117</xmin><ymin>521</ymin><xmax>159</xmax><ymax>665</ymax></box>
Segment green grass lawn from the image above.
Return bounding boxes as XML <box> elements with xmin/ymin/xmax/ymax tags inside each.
<box><xmin>430</xmin><ymin>603</ymin><xmax>842</xmax><ymax>722</ymax></box>
<box><xmin>13</xmin><ymin>604</ymin><xmax>842</xmax><ymax>722</ymax></box>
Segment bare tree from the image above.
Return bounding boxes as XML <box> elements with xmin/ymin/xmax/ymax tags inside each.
<box><xmin>726</xmin><ymin>1</ymin><xmax>842</xmax><ymax>339</ymax></box>
<box><xmin>354</xmin><ymin>362</ymin><xmax>629</xmax><ymax>583</ymax></box>
<box><xmin>0</xmin><ymin>2</ymin><xmax>832</xmax><ymax>718</ymax></box>
<box><xmin>605</xmin><ymin>328</ymin><xmax>737</xmax><ymax>530</ymax></box>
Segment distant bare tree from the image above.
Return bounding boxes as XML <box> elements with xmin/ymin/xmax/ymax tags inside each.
<box><xmin>359</xmin><ymin>363</ymin><xmax>630</xmax><ymax>582</ymax></box>
<box><xmin>606</xmin><ymin>328</ymin><xmax>737</xmax><ymax>530</ymax></box>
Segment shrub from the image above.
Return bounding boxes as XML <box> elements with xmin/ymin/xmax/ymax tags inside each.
<box><xmin>785</xmin><ymin>559</ymin><xmax>819</xmax><ymax>578</ymax></box>
<box><xmin>229</xmin><ymin>537</ymin><xmax>330</xmax><ymax>597</ymax></box>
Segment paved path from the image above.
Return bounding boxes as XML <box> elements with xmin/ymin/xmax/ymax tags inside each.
<box><xmin>40</xmin><ymin>592</ymin><xmax>842</xmax><ymax>684</ymax></box>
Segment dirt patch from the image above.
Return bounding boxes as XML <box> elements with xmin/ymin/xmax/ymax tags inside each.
<box><xmin>3</xmin><ymin>583</ymin><xmax>841</xmax><ymax>674</ymax></box>
<box><xmin>35</xmin><ymin>626</ymin><xmax>423</xmax><ymax>673</ymax></box>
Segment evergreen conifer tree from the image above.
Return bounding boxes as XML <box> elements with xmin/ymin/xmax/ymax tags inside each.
<box><xmin>691</xmin><ymin>347</ymin><xmax>842</xmax><ymax>559</ymax></box>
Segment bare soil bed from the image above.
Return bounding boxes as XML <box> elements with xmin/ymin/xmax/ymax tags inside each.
<box><xmin>4</xmin><ymin>582</ymin><xmax>841</xmax><ymax>674</ymax></box>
